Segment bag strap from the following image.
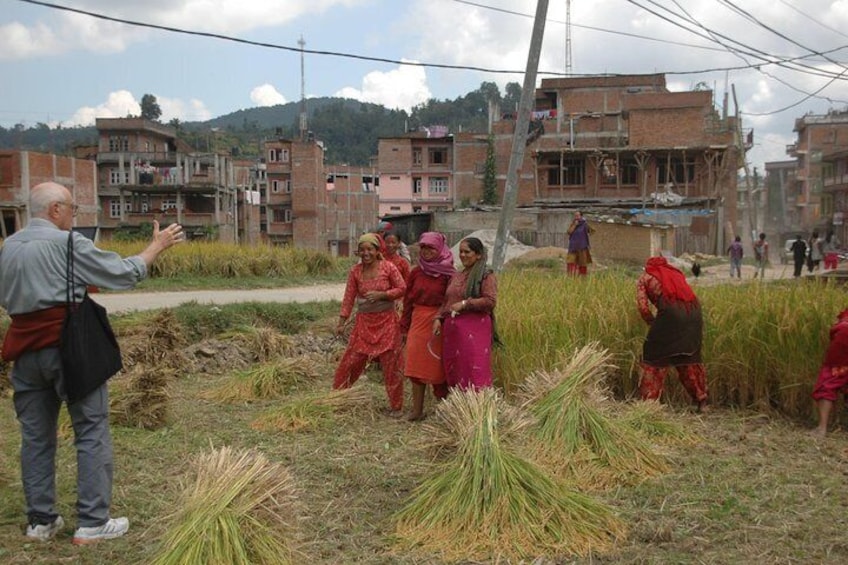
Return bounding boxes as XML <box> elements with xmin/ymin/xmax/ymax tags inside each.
<box><xmin>66</xmin><ymin>232</ymin><xmax>77</xmax><ymax>307</ymax></box>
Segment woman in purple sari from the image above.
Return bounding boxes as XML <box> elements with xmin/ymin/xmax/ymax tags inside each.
<box><xmin>432</xmin><ymin>237</ymin><xmax>497</xmax><ymax>390</ymax></box>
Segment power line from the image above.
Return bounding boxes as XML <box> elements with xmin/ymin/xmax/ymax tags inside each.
<box><xmin>452</xmin><ymin>0</ymin><xmax>729</xmax><ymax>53</ymax></box>
<box><xmin>15</xmin><ymin>0</ymin><xmax>550</xmax><ymax>76</ymax></box>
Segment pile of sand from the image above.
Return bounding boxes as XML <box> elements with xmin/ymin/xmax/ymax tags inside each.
<box><xmin>451</xmin><ymin>229</ymin><xmax>537</xmax><ymax>267</ymax></box>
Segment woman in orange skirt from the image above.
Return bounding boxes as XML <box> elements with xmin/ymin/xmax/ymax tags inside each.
<box><xmin>400</xmin><ymin>232</ymin><xmax>455</xmax><ymax>420</ymax></box>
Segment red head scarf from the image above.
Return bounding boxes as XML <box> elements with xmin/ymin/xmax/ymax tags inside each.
<box><xmin>644</xmin><ymin>257</ymin><xmax>697</xmax><ymax>304</ymax></box>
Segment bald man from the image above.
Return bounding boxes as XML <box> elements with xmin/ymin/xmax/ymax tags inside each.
<box><xmin>0</xmin><ymin>182</ymin><xmax>184</xmax><ymax>544</ymax></box>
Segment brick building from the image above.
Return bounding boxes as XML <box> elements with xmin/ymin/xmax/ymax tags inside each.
<box><xmin>377</xmin><ymin>128</ymin><xmax>453</xmax><ymax>216</ymax></box>
<box><xmin>379</xmin><ymin>74</ymin><xmax>742</xmax><ymax>253</ymax></box>
<box><xmin>93</xmin><ymin>118</ymin><xmax>244</xmax><ymax>241</ymax></box>
<box><xmin>764</xmin><ymin>160</ymin><xmax>798</xmax><ymax>237</ymax></box>
<box><xmin>0</xmin><ymin>150</ymin><xmax>98</xmax><ymax>237</ymax></box>
<box><xmin>264</xmin><ymin>138</ymin><xmax>379</xmax><ymax>253</ymax></box>
<box><xmin>786</xmin><ymin>111</ymin><xmax>848</xmax><ymax>233</ymax></box>
<box><xmin>820</xmin><ymin>150</ymin><xmax>848</xmax><ymax>245</ymax></box>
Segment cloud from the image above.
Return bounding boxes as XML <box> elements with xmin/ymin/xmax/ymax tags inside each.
<box><xmin>2</xmin><ymin>0</ymin><xmax>365</xmax><ymax>59</ymax></box>
<box><xmin>250</xmin><ymin>84</ymin><xmax>287</xmax><ymax>107</ymax></box>
<box><xmin>335</xmin><ymin>63</ymin><xmax>431</xmax><ymax>111</ymax></box>
<box><xmin>65</xmin><ymin>90</ymin><xmax>211</xmax><ymax>126</ymax></box>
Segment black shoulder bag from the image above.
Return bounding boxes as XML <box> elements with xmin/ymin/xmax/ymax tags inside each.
<box><xmin>60</xmin><ymin>232</ymin><xmax>123</xmax><ymax>403</ymax></box>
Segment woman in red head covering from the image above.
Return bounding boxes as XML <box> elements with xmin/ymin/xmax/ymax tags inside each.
<box><xmin>811</xmin><ymin>308</ymin><xmax>848</xmax><ymax>437</ymax></box>
<box><xmin>400</xmin><ymin>231</ymin><xmax>455</xmax><ymax>420</ymax></box>
<box><xmin>636</xmin><ymin>256</ymin><xmax>708</xmax><ymax>411</ymax></box>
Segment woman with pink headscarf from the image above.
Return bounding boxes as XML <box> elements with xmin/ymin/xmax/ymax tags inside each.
<box><xmin>400</xmin><ymin>232</ymin><xmax>455</xmax><ymax>420</ymax></box>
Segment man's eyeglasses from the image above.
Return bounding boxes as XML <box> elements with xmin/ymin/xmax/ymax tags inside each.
<box><xmin>57</xmin><ymin>202</ymin><xmax>79</xmax><ymax>216</ymax></box>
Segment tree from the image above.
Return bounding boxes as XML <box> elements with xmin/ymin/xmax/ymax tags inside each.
<box><xmin>503</xmin><ymin>82</ymin><xmax>522</xmax><ymax>114</ymax></box>
<box><xmin>482</xmin><ymin>134</ymin><xmax>498</xmax><ymax>205</ymax></box>
<box><xmin>141</xmin><ymin>94</ymin><xmax>162</xmax><ymax>121</ymax></box>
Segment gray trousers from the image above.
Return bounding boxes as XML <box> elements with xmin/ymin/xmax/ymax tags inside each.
<box><xmin>11</xmin><ymin>347</ymin><xmax>113</xmax><ymax>527</ymax></box>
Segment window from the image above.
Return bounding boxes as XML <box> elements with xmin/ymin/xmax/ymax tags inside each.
<box><xmin>272</xmin><ymin>208</ymin><xmax>292</xmax><ymax>222</ymax></box>
<box><xmin>412</xmin><ymin>148</ymin><xmax>422</xmax><ymax>166</ymax></box>
<box><xmin>109</xmin><ymin>170</ymin><xmax>130</xmax><ymax>185</ymax></box>
<box><xmin>429</xmin><ymin>148</ymin><xmax>448</xmax><ymax>165</ymax></box>
<box><xmin>268</xmin><ymin>148</ymin><xmax>290</xmax><ymax>163</ymax></box>
<box><xmin>109</xmin><ymin>200</ymin><xmax>132</xmax><ymax>218</ymax></box>
<box><xmin>429</xmin><ymin>177</ymin><xmax>448</xmax><ymax>194</ymax></box>
<box><xmin>656</xmin><ymin>158</ymin><xmax>695</xmax><ymax>186</ymax></box>
<box><xmin>108</xmin><ymin>136</ymin><xmax>129</xmax><ymax>152</ymax></box>
<box><xmin>284</xmin><ymin>179</ymin><xmax>291</xmax><ymax>193</ymax></box>
<box><xmin>600</xmin><ymin>157</ymin><xmax>638</xmax><ymax>185</ymax></box>
<box><xmin>413</xmin><ymin>177</ymin><xmax>422</xmax><ymax>194</ymax></box>
<box><xmin>272</xmin><ymin>180</ymin><xmax>280</xmax><ymax>193</ymax></box>
<box><xmin>390</xmin><ymin>206</ymin><xmax>401</xmax><ymax>211</ymax></box>
<box><xmin>563</xmin><ymin>158</ymin><xmax>585</xmax><ymax>185</ymax></box>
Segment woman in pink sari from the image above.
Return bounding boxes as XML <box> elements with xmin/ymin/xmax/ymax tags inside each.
<box><xmin>433</xmin><ymin>237</ymin><xmax>497</xmax><ymax>390</ymax></box>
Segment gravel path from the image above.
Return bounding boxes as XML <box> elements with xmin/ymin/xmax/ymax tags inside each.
<box><xmin>91</xmin><ymin>283</ymin><xmax>346</xmax><ymax>314</ymax></box>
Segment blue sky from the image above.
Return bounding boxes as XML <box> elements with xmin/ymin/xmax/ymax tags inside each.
<box><xmin>4</xmin><ymin>0</ymin><xmax>848</xmax><ymax>170</ymax></box>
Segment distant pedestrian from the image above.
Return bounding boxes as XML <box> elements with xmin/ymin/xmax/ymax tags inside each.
<box><xmin>566</xmin><ymin>211</ymin><xmax>595</xmax><ymax>276</ymax></box>
<box><xmin>753</xmin><ymin>232</ymin><xmax>769</xmax><ymax>279</ymax></box>
<box><xmin>727</xmin><ymin>235</ymin><xmax>743</xmax><ymax>279</ymax></box>
<box><xmin>823</xmin><ymin>231</ymin><xmax>841</xmax><ymax>270</ymax></box>
<box><xmin>811</xmin><ymin>308</ymin><xmax>848</xmax><ymax>438</ymax></box>
<box><xmin>791</xmin><ymin>235</ymin><xmax>807</xmax><ymax>278</ymax></box>
<box><xmin>808</xmin><ymin>231</ymin><xmax>823</xmax><ymax>273</ymax></box>
<box><xmin>374</xmin><ymin>220</ymin><xmax>411</xmax><ymax>262</ymax></box>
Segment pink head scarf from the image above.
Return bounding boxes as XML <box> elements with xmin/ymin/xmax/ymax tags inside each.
<box><xmin>418</xmin><ymin>232</ymin><xmax>455</xmax><ymax>277</ymax></box>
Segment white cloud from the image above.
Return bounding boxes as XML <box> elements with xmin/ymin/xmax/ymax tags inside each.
<box><xmin>250</xmin><ymin>84</ymin><xmax>287</xmax><ymax>107</ymax></box>
<box><xmin>67</xmin><ymin>90</ymin><xmax>140</xmax><ymax>126</ymax></box>
<box><xmin>1</xmin><ymin>0</ymin><xmax>365</xmax><ymax>59</ymax></box>
<box><xmin>65</xmin><ymin>90</ymin><xmax>211</xmax><ymax>126</ymax></box>
<box><xmin>335</xmin><ymin>63</ymin><xmax>431</xmax><ymax>111</ymax></box>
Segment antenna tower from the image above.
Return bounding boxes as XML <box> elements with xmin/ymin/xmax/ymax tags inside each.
<box><xmin>565</xmin><ymin>0</ymin><xmax>572</xmax><ymax>75</ymax></box>
<box><xmin>298</xmin><ymin>35</ymin><xmax>307</xmax><ymax>141</ymax></box>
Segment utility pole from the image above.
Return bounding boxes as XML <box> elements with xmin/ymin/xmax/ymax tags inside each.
<box><xmin>492</xmin><ymin>0</ymin><xmax>549</xmax><ymax>271</ymax></box>
<box><xmin>565</xmin><ymin>0</ymin><xmax>572</xmax><ymax>76</ymax></box>
<box><xmin>298</xmin><ymin>35</ymin><xmax>307</xmax><ymax>142</ymax></box>
<box><xmin>732</xmin><ymin>85</ymin><xmax>754</xmax><ymax>241</ymax></box>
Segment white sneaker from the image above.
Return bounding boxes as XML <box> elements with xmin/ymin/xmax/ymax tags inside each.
<box><xmin>25</xmin><ymin>516</ymin><xmax>64</xmax><ymax>541</ymax></box>
<box><xmin>72</xmin><ymin>517</ymin><xmax>129</xmax><ymax>545</ymax></box>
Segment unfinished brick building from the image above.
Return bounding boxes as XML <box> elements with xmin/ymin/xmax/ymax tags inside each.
<box><xmin>93</xmin><ymin>118</ymin><xmax>245</xmax><ymax>241</ymax></box>
<box><xmin>0</xmin><ymin>150</ymin><xmax>98</xmax><ymax>237</ymax></box>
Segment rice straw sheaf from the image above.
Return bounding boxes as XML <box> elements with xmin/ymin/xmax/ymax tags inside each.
<box><xmin>118</xmin><ymin>309</ymin><xmax>189</xmax><ymax>373</ymax></box>
<box><xmin>222</xmin><ymin>325</ymin><xmax>296</xmax><ymax>363</ymax></box>
<box><xmin>616</xmin><ymin>400</ymin><xmax>696</xmax><ymax>444</ymax></box>
<box><xmin>206</xmin><ymin>354</ymin><xmax>329</xmax><ymax>403</ymax></box>
<box><xmin>518</xmin><ymin>343</ymin><xmax>668</xmax><ymax>486</ymax></box>
<box><xmin>151</xmin><ymin>446</ymin><xmax>302</xmax><ymax>565</ymax></box>
<box><xmin>109</xmin><ymin>365</ymin><xmax>173</xmax><ymax>430</ymax></box>
<box><xmin>250</xmin><ymin>386</ymin><xmax>372</xmax><ymax>432</ymax></box>
<box><xmin>393</xmin><ymin>388</ymin><xmax>624</xmax><ymax>561</ymax></box>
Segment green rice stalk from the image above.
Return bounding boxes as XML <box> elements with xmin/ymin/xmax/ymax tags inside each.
<box><xmin>151</xmin><ymin>446</ymin><xmax>302</xmax><ymax>565</ymax></box>
<box><xmin>251</xmin><ymin>386</ymin><xmax>372</xmax><ymax>432</ymax></box>
<box><xmin>616</xmin><ymin>400</ymin><xmax>696</xmax><ymax>443</ymax></box>
<box><xmin>206</xmin><ymin>355</ymin><xmax>328</xmax><ymax>403</ymax></box>
<box><xmin>393</xmin><ymin>388</ymin><xmax>624</xmax><ymax>560</ymax></box>
<box><xmin>519</xmin><ymin>344</ymin><xmax>668</xmax><ymax>485</ymax></box>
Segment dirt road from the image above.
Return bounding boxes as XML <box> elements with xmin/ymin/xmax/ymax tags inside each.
<box><xmin>91</xmin><ymin>283</ymin><xmax>346</xmax><ymax>314</ymax></box>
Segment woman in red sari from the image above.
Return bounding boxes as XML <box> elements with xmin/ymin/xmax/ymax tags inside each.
<box><xmin>637</xmin><ymin>256</ymin><xmax>708</xmax><ymax>412</ymax></box>
<box><xmin>333</xmin><ymin>233</ymin><xmax>406</xmax><ymax>414</ymax></box>
<box><xmin>811</xmin><ymin>308</ymin><xmax>848</xmax><ymax>437</ymax></box>
<box><xmin>401</xmin><ymin>232</ymin><xmax>454</xmax><ymax>420</ymax></box>
<box><xmin>433</xmin><ymin>237</ymin><xmax>497</xmax><ymax>390</ymax></box>
<box><xmin>383</xmin><ymin>231</ymin><xmax>411</xmax><ymax>282</ymax></box>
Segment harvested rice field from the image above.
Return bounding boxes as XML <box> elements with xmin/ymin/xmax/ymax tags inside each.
<box><xmin>0</xmin><ymin>275</ymin><xmax>847</xmax><ymax>563</ymax></box>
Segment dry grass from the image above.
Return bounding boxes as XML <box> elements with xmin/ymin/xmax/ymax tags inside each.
<box><xmin>250</xmin><ymin>385</ymin><xmax>373</xmax><ymax>432</ymax></box>
<box><xmin>205</xmin><ymin>354</ymin><xmax>330</xmax><ymax>403</ymax></box>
